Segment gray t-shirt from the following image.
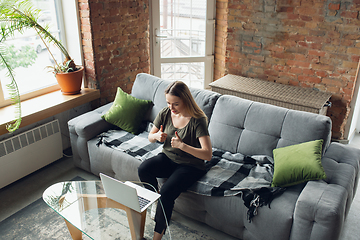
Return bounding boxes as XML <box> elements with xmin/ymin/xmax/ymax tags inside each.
<box><xmin>153</xmin><ymin>107</ymin><xmax>209</xmax><ymax>170</ymax></box>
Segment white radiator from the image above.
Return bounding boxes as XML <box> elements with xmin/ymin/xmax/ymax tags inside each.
<box><xmin>0</xmin><ymin>119</ymin><xmax>63</xmax><ymax>189</ymax></box>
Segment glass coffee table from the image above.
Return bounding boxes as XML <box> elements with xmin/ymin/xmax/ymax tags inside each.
<box><xmin>42</xmin><ymin>181</ymin><xmax>146</xmax><ymax>240</ymax></box>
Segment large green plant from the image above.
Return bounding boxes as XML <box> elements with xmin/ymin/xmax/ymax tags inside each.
<box><xmin>0</xmin><ymin>0</ymin><xmax>77</xmax><ymax>132</ymax></box>
<box><xmin>0</xmin><ymin>44</ymin><xmax>37</xmax><ymax>70</ymax></box>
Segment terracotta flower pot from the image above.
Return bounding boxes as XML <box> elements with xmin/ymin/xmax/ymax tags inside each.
<box><xmin>55</xmin><ymin>66</ymin><xmax>84</xmax><ymax>95</ymax></box>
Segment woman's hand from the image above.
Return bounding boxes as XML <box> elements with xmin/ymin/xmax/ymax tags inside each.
<box><xmin>148</xmin><ymin>125</ymin><xmax>167</xmax><ymax>143</ymax></box>
<box><xmin>171</xmin><ymin>131</ymin><xmax>183</xmax><ymax>149</ymax></box>
<box><xmin>156</xmin><ymin>125</ymin><xmax>167</xmax><ymax>142</ymax></box>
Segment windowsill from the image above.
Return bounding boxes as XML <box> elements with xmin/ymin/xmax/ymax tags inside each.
<box><xmin>0</xmin><ymin>88</ymin><xmax>100</xmax><ymax>136</ymax></box>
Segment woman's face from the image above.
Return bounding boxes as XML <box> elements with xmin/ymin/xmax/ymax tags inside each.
<box><xmin>166</xmin><ymin>94</ymin><xmax>186</xmax><ymax>115</ymax></box>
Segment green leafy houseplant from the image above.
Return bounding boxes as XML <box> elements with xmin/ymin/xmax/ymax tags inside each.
<box><xmin>0</xmin><ymin>44</ymin><xmax>37</xmax><ymax>70</ymax></box>
<box><xmin>0</xmin><ymin>0</ymin><xmax>80</xmax><ymax>133</ymax></box>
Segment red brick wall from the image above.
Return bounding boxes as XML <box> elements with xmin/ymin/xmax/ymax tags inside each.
<box><xmin>79</xmin><ymin>0</ymin><xmax>150</xmax><ymax>105</ymax></box>
<box><xmin>219</xmin><ymin>0</ymin><xmax>360</xmax><ymax>139</ymax></box>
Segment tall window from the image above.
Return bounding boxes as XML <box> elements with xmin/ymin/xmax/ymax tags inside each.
<box><xmin>151</xmin><ymin>0</ymin><xmax>215</xmax><ymax>89</ymax></box>
<box><xmin>0</xmin><ymin>0</ymin><xmax>81</xmax><ymax>108</ymax></box>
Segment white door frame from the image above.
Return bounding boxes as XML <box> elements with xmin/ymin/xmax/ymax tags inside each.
<box><xmin>344</xmin><ymin>59</ymin><xmax>360</xmax><ymax>143</ymax></box>
<box><xmin>149</xmin><ymin>0</ymin><xmax>215</xmax><ymax>89</ymax></box>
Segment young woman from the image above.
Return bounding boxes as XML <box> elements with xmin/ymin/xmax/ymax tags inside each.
<box><xmin>138</xmin><ymin>81</ymin><xmax>212</xmax><ymax>240</ymax></box>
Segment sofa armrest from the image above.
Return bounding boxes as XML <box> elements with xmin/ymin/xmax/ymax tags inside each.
<box><xmin>290</xmin><ymin>181</ymin><xmax>347</xmax><ymax>240</ymax></box>
<box><xmin>290</xmin><ymin>142</ymin><xmax>360</xmax><ymax>240</ymax></box>
<box><xmin>68</xmin><ymin>103</ymin><xmax>113</xmax><ymax>171</ymax></box>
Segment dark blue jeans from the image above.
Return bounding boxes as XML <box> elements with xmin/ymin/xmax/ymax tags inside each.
<box><xmin>138</xmin><ymin>152</ymin><xmax>206</xmax><ymax>234</ymax></box>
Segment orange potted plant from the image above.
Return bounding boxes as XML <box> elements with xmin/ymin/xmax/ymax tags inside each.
<box><xmin>50</xmin><ymin>59</ymin><xmax>84</xmax><ymax>95</ymax></box>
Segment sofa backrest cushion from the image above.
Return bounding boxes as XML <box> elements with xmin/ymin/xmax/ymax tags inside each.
<box><xmin>131</xmin><ymin>73</ymin><xmax>221</xmax><ymax>123</ymax></box>
<box><xmin>208</xmin><ymin>95</ymin><xmax>332</xmax><ymax>157</ymax></box>
<box><xmin>189</xmin><ymin>87</ymin><xmax>221</xmax><ymax>122</ymax></box>
<box><xmin>131</xmin><ymin>73</ymin><xmax>166</xmax><ymax>121</ymax></box>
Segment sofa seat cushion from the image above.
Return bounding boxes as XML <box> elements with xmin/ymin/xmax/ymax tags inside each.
<box><xmin>174</xmin><ymin>183</ymin><xmax>304</xmax><ymax>240</ymax></box>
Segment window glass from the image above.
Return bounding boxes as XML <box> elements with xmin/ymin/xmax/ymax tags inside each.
<box><xmin>153</xmin><ymin>0</ymin><xmax>213</xmax><ymax>89</ymax></box>
<box><xmin>161</xmin><ymin>62</ymin><xmax>204</xmax><ymax>89</ymax></box>
<box><xmin>0</xmin><ymin>0</ymin><xmax>63</xmax><ymax>101</ymax></box>
<box><xmin>160</xmin><ymin>0</ymin><xmax>206</xmax><ymax>58</ymax></box>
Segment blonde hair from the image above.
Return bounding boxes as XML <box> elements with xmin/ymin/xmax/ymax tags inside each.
<box><xmin>165</xmin><ymin>81</ymin><xmax>206</xmax><ymax>119</ymax></box>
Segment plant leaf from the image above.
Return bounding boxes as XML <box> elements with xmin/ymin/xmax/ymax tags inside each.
<box><xmin>0</xmin><ymin>43</ymin><xmax>21</xmax><ymax>133</ymax></box>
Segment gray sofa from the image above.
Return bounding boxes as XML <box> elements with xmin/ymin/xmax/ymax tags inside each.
<box><xmin>68</xmin><ymin>73</ymin><xmax>360</xmax><ymax>240</ymax></box>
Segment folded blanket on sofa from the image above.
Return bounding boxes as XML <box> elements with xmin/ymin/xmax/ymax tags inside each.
<box><xmin>189</xmin><ymin>148</ymin><xmax>285</xmax><ymax>221</ymax></box>
<box><xmin>97</xmin><ymin>130</ymin><xmax>284</xmax><ymax>221</ymax></box>
<box><xmin>96</xmin><ymin>130</ymin><xmax>163</xmax><ymax>162</ymax></box>
<box><xmin>189</xmin><ymin>149</ymin><xmax>275</xmax><ymax>196</ymax></box>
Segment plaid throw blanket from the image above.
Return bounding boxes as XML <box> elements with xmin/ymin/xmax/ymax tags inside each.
<box><xmin>96</xmin><ymin>129</ymin><xmax>163</xmax><ymax>162</ymax></box>
<box><xmin>190</xmin><ymin>149</ymin><xmax>275</xmax><ymax>196</ymax></box>
<box><xmin>189</xmin><ymin>149</ymin><xmax>284</xmax><ymax>221</ymax></box>
<box><xmin>97</xmin><ymin>130</ymin><xmax>284</xmax><ymax>221</ymax></box>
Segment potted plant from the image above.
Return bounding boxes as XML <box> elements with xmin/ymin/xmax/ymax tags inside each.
<box><xmin>0</xmin><ymin>0</ymin><xmax>83</xmax><ymax>132</ymax></box>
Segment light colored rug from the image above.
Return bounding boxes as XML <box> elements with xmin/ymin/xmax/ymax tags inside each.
<box><xmin>0</xmin><ymin>196</ymin><xmax>215</xmax><ymax>240</ymax></box>
<box><xmin>339</xmin><ymin>187</ymin><xmax>360</xmax><ymax>240</ymax></box>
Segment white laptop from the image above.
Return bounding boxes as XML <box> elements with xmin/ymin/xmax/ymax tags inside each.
<box><xmin>100</xmin><ymin>173</ymin><xmax>160</xmax><ymax>213</ymax></box>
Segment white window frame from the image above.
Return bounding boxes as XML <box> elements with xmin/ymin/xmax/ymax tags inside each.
<box><xmin>150</xmin><ymin>0</ymin><xmax>216</xmax><ymax>89</ymax></box>
<box><xmin>0</xmin><ymin>0</ymin><xmax>83</xmax><ymax>108</ymax></box>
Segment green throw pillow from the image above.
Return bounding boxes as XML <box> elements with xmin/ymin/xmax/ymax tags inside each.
<box><xmin>102</xmin><ymin>87</ymin><xmax>152</xmax><ymax>134</ymax></box>
<box><xmin>271</xmin><ymin>139</ymin><xmax>326</xmax><ymax>188</ymax></box>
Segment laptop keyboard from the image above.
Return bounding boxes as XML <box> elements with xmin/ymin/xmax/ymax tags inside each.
<box><xmin>138</xmin><ymin>196</ymin><xmax>151</xmax><ymax>209</ymax></box>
